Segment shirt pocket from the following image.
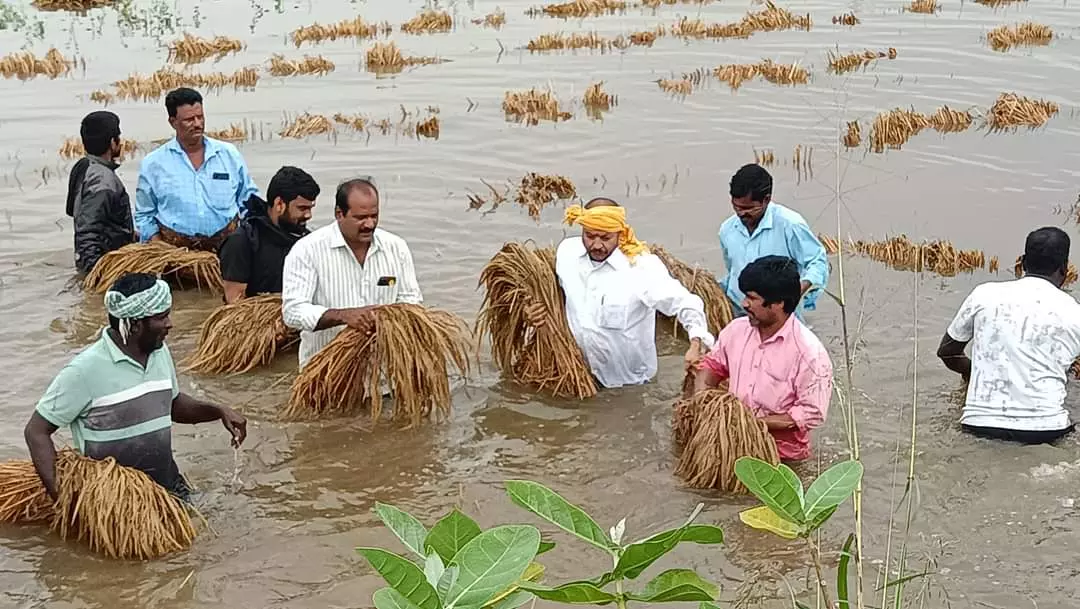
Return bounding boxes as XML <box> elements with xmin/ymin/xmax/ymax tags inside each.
<box><xmin>755</xmin><ymin>354</ymin><xmax>795</xmax><ymax>414</ymax></box>
<box><xmin>203</xmin><ymin>169</ymin><xmax>237</xmax><ymax>210</ymax></box>
<box><xmin>596</xmin><ymin>289</ymin><xmax>633</xmax><ymax>330</ymax></box>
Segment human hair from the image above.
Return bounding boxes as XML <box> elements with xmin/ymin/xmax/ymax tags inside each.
<box><xmin>268</xmin><ymin>166</ymin><xmax>321</xmax><ymax>206</ymax></box>
<box><xmin>584</xmin><ymin>197</ymin><xmax>619</xmax><ymax>209</ymax></box>
<box><xmin>1023</xmin><ymin>226</ymin><xmax>1070</xmax><ymax>277</ymax></box>
<box><xmin>165</xmin><ymin>87</ymin><xmax>203</xmax><ymax>118</ymax></box>
<box><xmin>738</xmin><ymin>255</ymin><xmax>801</xmax><ymax>314</ymax></box>
<box><xmin>107</xmin><ymin>273</ymin><xmax>159</xmax><ymax>331</ymax></box>
<box><xmin>335</xmin><ymin>178</ymin><xmax>380</xmax><ymax>214</ymax></box>
<box><xmin>80</xmin><ymin>110</ymin><xmax>121</xmax><ymax>156</ymax></box>
<box><xmin>730</xmin><ymin>163</ymin><xmax>773</xmax><ymax>202</ymax></box>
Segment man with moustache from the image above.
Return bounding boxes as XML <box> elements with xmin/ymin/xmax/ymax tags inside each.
<box><xmin>691</xmin><ymin>255</ymin><xmax>833</xmax><ymax>462</ymax></box>
<box><xmin>135</xmin><ymin>87</ymin><xmax>259</xmax><ymax>250</ymax></box>
<box><xmin>281</xmin><ymin>178</ymin><xmax>423</xmax><ymax>369</ymax></box>
<box><xmin>23</xmin><ymin>273</ymin><xmax>247</xmax><ymax>502</ymax></box>
<box><xmin>523</xmin><ymin>197</ymin><xmax>714</xmax><ymax>389</ymax></box>
<box><xmin>219</xmin><ymin>166</ymin><xmax>321</xmax><ymax>303</ymax></box>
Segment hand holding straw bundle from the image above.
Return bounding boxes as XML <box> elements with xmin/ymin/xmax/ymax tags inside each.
<box><xmin>284</xmin><ymin>303</ymin><xmax>471</xmax><ymax>424</ymax></box>
<box><xmin>83</xmin><ymin>241</ymin><xmax>223</xmax><ymax>293</ymax></box>
<box><xmin>183</xmin><ymin>294</ymin><xmax>298</xmax><ymax>375</ymax></box>
<box><xmin>475</xmin><ymin>242</ymin><xmax>597</xmax><ymax>399</ymax></box>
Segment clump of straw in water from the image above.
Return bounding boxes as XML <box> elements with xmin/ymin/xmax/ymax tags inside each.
<box><xmin>974</xmin><ymin>0</ymin><xmax>1027</xmax><ymax>6</ymax></box>
<box><xmin>183</xmin><ymin>295</ymin><xmax>297</xmax><ymax>375</ymax></box>
<box><xmin>279</xmin><ymin>113</ymin><xmax>334</xmax><ymax>139</ymax></box>
<box><xmin>822</xmin><ymin>235</ymin><xmax>992</xmax><ymax>277</ymax></box>
<box><xmin>986</xmin><ymin>22</ymin><xmax>1052</xmax><ymax>52</ymax></box>
<box><xmin>827</xmin><ymin>48</ymin><xmax>897</xmax><ymax>74</ymax></box>
<box><xmin>0</xmin><ymin>460</ymin><xmax>54</xmax><ymax>524</ymax></box>
<box><xmin>832</xmin><ymin>12</ymin><xmax>859</xmax><ymax>25</ymax></box>
<box><xmin>743</xmin><ymin>0</ymin><xmax>811</xmax><ymax>31</ymax></box>
<box><xmin>401</xmin><ymin>9</ymin><xmax>453</xmax><ymax>34</ymax></box>
<box><xmin>267</xmin><ymin>54</ymin><xmax>335</xmax><ymax>76</ymax></box>
<box><xmin>657</xmin><ymin>78</ymin><xmax>694</xmax><ymax>96</ymax></box>
<box><xmin>284</xmin><ymin>304</ymin><xmax>471</xmax><ymax>424</ymax></box>
<box><xmin>167</xmin><ymin>33</ymin><xmax>244</xmax><ymax>64</ymax></box>
<box><xmin>516</xmin><ymin>173</ymin><xmax>577</xmax><ymax>219</ymax></box>
<box><xmin>629</xmin><ymin>26</ymin><xmax>666</xmax><ymax>46</ymax></box>
<box><xmin>583</xmin><ymin>81</ymin><xmax>617</xmax><ymax>118</ymax></box>
<box><xmin>476</xmin><ymin>243</ymin><xmax>597</xmax><ymax>399</ymax></box>
<box><xmin>1013</xmin><ymin>255</ymin><xmax>1077</xmax><ymax>287</ymax></box>
<box><xmin>869</xmin><ymin>107</ymin><xmax>930</xmax><ymax>153</ymax></box>
<box><xmin>503</xmin><ymin>88</ymin><xmax>572</xmax><ymax>125</ymax></box>
<box><xmin>529</xmin><ymin>0</ymin><xmax>626</xmax><ymax>18</ymax></box>
<box><xmin>205</xmin><ymin>123</ymin><xmax>249</xmax><ymax>142</ymax></box>
<box><xmin>84</xmin><ymin>242</ymin><xmax>223</xmax><ymax>293</ymax></box>
<box><xmin>671</xmin><ymin>18</ymin><xmax>752</xmax><ymax>40</ymax></box>
<box><xmin>416</xmin><ymin>115</ymin><xmax>440</xmax><ymax>139</ymax></box>
<box><xmin>713</xmin><ymin>64</ymin><xmax>758</xmax><ymax>90</ymax></box>
<box><xmin>843</xmin><ymin>120</ymin><xmax>861</xmax><ymax>148</ymax></box>
<box><xmin>290</xmin><ymin>17</ymin><xmax>392</xmax><ymax>46</ymax></box>
<box><xmin>0</xmin><ymin>48</ymin><xmax>72</xmax><ymax>80</ymax></box>
<box><xmin>51</xmin><ymin>450</ymin><xmax>195</xmax><ymax>559</ymax></box>
<box><xmin>907</xmin><ymin>0</ymin><xmax>939</xmax><ymax>13</ymax></box>
<box><xmin>986</xmin><ymin>92</ymin><xmax>1058</xmax><ymax>132</ymax></box>
<box><xmin>673</xmin><ymin>385</ymin><xmax>780</xmax><ymax>492</ymax></box>
<box><xmin>472</xmin><ymin>9</ymin><xmax>506</xmax><ymax>28</ymax></box>
<box><xmin>31</xmin><ymin>0</ymin><xmax>113</xmax><ymax>11</ymax></box>
<box><xmin>59</xmin><ymin>136</ymin><xmax>139</xmax><ymax>159</ymax></box>
<box><xmin>527</xmin><ymin>32</ymin><xmax>621</xmax><ymax>53</ymax></box>
<box><xmin>755</xmin><ymin>59</ymin><xmax>808</xmax><ymax>85</ymax></box>
<box><xmin>753</xmin><ymin>148</ymin><xmax>776</xmax><ymax>167</ymax></box>
<box><xmin>650</xmin><ymin>245</ymin><xmax>735</xmax><ymax>336</ymax></box>
<box><xmin>928</xmin><ymin>106</ymin><xmax>973</xmax><ymax>133</ymax></box>
<box><xmin>364</xmin><ymin>41</ymin><xmax>442</xmax><ymax>73</ymax></box>
<box><xmin>108</xmin><ymin>67</ymin><xmax>258</xmax><ymax>101</ymax></box>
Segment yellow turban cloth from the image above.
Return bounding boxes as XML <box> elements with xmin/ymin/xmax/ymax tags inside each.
<box><xmin>564</xmin><ymin>205</ymin><xmax>649</xmax><ymax>261</ymax></box>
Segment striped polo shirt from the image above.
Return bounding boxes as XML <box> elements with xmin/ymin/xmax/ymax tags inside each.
<box><xmin>281</xmin><ymin>223</ymin><xmax>424</xmax><ymax>368</ymax></box>
<box><xmin>35</xmin><ymin>328</ymin><xmax>185</xmax><ymax>494</ymax></box>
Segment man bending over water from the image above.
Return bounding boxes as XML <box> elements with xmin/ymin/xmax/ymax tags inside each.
<box><xmin>937</xmin><ymin>227</ymin><xmax>1080</xmax><ymax>444</ymax></box>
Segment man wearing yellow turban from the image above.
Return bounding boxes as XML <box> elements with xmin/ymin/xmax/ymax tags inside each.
<box><xmin>525</xmin><ymin>198</ymin><xmax>715</xmax><ymax>389</ymax></box>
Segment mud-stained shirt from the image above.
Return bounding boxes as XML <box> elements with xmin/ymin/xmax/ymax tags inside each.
<box><xmin>35</xmin><ymin>328</ymin><xmax>186</xmax><ymax>495</ymax></box>
<box><xmin>947</xmin><ymin>276</ymin><xmax>1080</xmax><ymax>431</ymax></box>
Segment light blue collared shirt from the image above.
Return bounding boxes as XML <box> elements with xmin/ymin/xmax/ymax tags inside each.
<box><xmin>719</xmin><ymin>202</ymin><xmax>830</xmax><ymax>317</ymax></box>
<box><xmin>135</xmin><ymin>136</ymin><xmax>259</xmax><ymax>240</ymax></box>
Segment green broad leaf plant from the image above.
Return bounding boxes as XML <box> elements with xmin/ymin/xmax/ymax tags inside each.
<box><xmin>358</xmin><ymin>480</ymin><xmax>724</xmax><ymax>609</ymax></box>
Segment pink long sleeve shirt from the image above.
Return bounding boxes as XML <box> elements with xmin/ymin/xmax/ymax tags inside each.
<box><xmin>700</xmin><ymin>315</ymin><xmax>833</xmax><ymax>461</ymax></box>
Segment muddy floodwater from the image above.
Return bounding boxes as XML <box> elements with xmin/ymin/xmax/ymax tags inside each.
<box><xmin>1</xmin><ymin>0</ymin><xmax>1079</xmax><ymax>607</ymax></box>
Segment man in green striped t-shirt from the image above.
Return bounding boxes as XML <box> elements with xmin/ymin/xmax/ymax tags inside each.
<box><xmin>24</xmin><ymin>273</ymin><xmax>247</xmax><ymax>502</ymax></box>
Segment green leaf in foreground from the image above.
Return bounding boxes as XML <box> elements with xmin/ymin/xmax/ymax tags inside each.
<box><xmin>425</xmin><ymin>508</ymin><xmax>483</xmax><ymax>564</ymax></box>
<box><xmin>375</xmin><ymin>502</ymin><xmax>429</xmax><ymax>558</ymax></box>
<box><xmin>734</xmin><ymin>457</ymin><xmax>806</xmax><ymax>524</ymax></box>
<box><xmin>537</xmin><ymin>539</ymin><xmax>556</xmax><ymax>555</ymax></box>
<box><xmin>358</xmin><ymin>548</ymin><xmax>441</xmax><ymax>609</ymax></box>
<box><xmin>518</xmin><ymin>581</ymin><xmax>618</xmax><ymax>605</ymax></box>
<box><xmin>443</xmin><ymin>525</ymin><xmax>540</xmax><ymax>609</ymax></box>
<box><xmin>628</xmin><ymin>569</ymin><xmax>719</xmax><ymax>603</ymax></box>
<box><xmin>680</xmin><ymin>524</ymin><xmax>724</xmax><ymax>545</ymax></box>
<box><xmin>803</xmin><ymin>460</ymin><xmax>863</xmax><ymax>523</ymax></box>
<box><xmin>505</xmin><ymin>480</ymin><xmax>613</xmax><ymax>552</ymax></box>
<box><xmin>374</xmin><ymin>587</ymin><xmax>425</xmax><ymax>609</ymax></box>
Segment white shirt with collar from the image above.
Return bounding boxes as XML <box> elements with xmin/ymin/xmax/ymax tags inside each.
<box><xmin>282</xmin><ymin>223</ymin><xmax>423</xmax><ymax>368</ymax></box>
<box><xmin>947</xmin><ymin>275</ymin><xmax>1080</xmax><ymax>431</ymax></box>
<box><xmin>555</xmin><ymin>237</ymin><xmax>715</xmax><ymax>389</ymax></box>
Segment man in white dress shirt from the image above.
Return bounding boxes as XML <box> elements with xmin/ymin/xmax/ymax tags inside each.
<box><xmin>937</xmin><ymin>226</ymin><xmax>1080</xmax><ymax>444</ymax></box>
<box><xmin>524</xmin><ymin>197</ymin><xmax>715</xmax><ymax>389</ymax></box>
<box><xmin>282</xmin><ymin>178</ymin><xmax>422</xmax><ymax>368</ymax></box>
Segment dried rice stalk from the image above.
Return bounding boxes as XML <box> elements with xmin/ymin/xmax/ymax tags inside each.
<box><xmin>183</xmin><ymin>295</ymin><xmax>297</xmax><ymax>375</ymax></box>
<box><xmin>832</xmin><ymin>12</ymin><xmax>859</xmax><ymax>25</ymax></box>
<box><xmin>928</xmin><ymin>106</ymin><xmax>973</xmax><ymax>133</ymax></box>
<box><xmin>108</xmin><ymin>67</ymin><xmax>258</xmax><ymax>102</ymax></box>
<box><xmin>742</xmin><ymin>0</ymin><xmax>811</xmax><ymax>32</ymax></box>
<box><xmin>516</xmin><ymin>173</ymin><xmax>577</xmax><ymax>219</ymax></box>
<box><xmin>907</xmin><ymin>0</ymin><xmax>938</xmax><ymax>13</ymax></box>
<box><xmin>842</xmin><ymin>120</ymin><xmax>861</xmax><ymax>148</ymax></box>
<box><xmin>1013</xmin><ymin>255</ymin><xmax>1077</xmax><ymax>287</ymax></box>
<box><xmin>472</xmin><ymin>9</ymin><xmax>507</xmax><ymax>28</ymax></box>
<box><xmin>52</xmin><ymin>450</ymin><xmax>195</xmax><ymax>559</ymax></box>
<box><xmin>32</xmin><ymin>0</ymin><xmax>115</xmax><ymax>10</ymax></box>
<box><xmin>279</xmin><ymin>113</ymin><xmax>335</xmax><ymax>139</ymax></box>
<box><xmin>755</xmin><ymin>59</ymin><xmax>809</xmax><ymax>85</ymax></box>
<box><xmin>267</xmin><ymin>54</ymin><xmax>335</xmax><ymax>76</ymax></box>
<box><xmin>59</xmin><ymin>136</ymin><xmax>139</xmax><ymax>159</ymax></box>
<box><xmin>713</xmin><ymin>64</ymin><xmax>758</xmax><ymax>90</ymax></box>
<box><xmin>869</xmin><ymin>107</ymin><xmax>930</xmax><ymax>153</ymax></box>
<box><xmin>671</xmin><ymin>18</ymin><xmax>752</xmax><ymax>40</ymax></box>
<box><xmin>986</xmin><ymin>22</ymin><xmax>1052</xmax><ymax>52</ymax></box>
<box><xmin>986</xmin><ymin>92</ymin><xmax>1058</xmax><ymax>132</ymax></box>
<box><xmin>401</xmin><ymin>9</ymin><xmax>453</xmax><ymax>34</ymax></box>
<box><xmin>528</xmin><ymin>0</ymin><xmax>627</xmax><ymax>18</ymax></box>
<box><xmin>416</xmin><ymin>115</ymin><xmax>440</xmax><ymax>139</ymax></box>
<box><xmin>83</xmin><ymin>242</ymin><xmax>224</xmax><ymax>293</ymax></box>
<box><xmin>167</xmin><ymin>33</ymin><xmax>244</xmax><ymax>64</ymax></box>
<box><xmin>333</xmin><ymin>113</ymin><xmax>369</xmax><ymax>132</ymax></box>
<box><xmin>90</xmin><ymin>90</ymin><xmax>115</xmax><ymax>104</ymax></box>
<box><xmin>583</xmin><ymin>81</ymin><xmax>617</xmax><ymax>117</ymax></box>
<box><xmin>673</xmin><ymin>386</ymin><xmax>780</xmax><ymax>492</ymax></box>
<box><xmin>476</xmin><ymin>242</ymin><xmax>597</xmax><ymax>399</ymax></box>
<box><xmin>628</xmin><ymin>26</ymin><xmax>666</xmax><ymax>46</ymax></box>
<box><xmin>0</xmin><ymin>460</ymin><xmax>54</xmax><ymax>524</ymax></box>
<box><xmin>503</xmin><ymin>88</ymin><xmax>572</xmax><ymax>125</ymax></box>
<box><xmin>205</xmin><ymin>123</ymin><xmax>249</xmax><ymax>142</ymax></box>
<box><xmin>290</xmin><ymin>17</ymin><xmax>392</xmax><ymax>46</ymax></box>
<box><xmin>650</xmin><ymin>245</ymin><xmax>735</xmax><ymax>336</ymax></box>
<box><xmin>822</xmin><ymin>234</ymin><xmax>991</xmax><ymax>277</ymax></box>
<box><xmin>753</xmin><ymin>148</ymin><xmax>776</xmax><ymax>167</ymax></box>
<box><xmin>364</xmin><ymin>41</ymin><xmax>443</xmax><ymax>73</ymax></box>
<box><xmin>827</xmin><ymin>48</ymin><xmax>897</xmax><ymax>74</ymax></box>
<box><xmin>657</xmin><ymin>78</ymin><xmax>694</xmax><ymax>96</ymax></box>
<box><xmin>0</xmin><ymin>48</ymin><xmax>72</xmax><ymax>80</ymax></box>
<box><xmin>527</xmin><ymin>32</ymin><xmax>622</xmax><ymax>53</ymax></box>
<box><xmin>284</xmin><ymin>304</ymin><xmax>471</xmax><ymax>424</ymax></box>
<box><xmin>974</xmin><ymin>0</ymin><xmax>1027</xmax><ymax>5</ymax></box>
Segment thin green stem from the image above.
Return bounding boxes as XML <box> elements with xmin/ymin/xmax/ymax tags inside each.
<box><xmin>892</xmin><ymin>263</ymin><xmax>922</xmax><ymax>609</ymax></box>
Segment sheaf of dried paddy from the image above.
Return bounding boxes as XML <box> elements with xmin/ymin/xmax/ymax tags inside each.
<box><xmin>827</xmin><ymin>48</ymin><xmax>897</xmax><ymax>74</ymax></box>
<box><xmin>986</xmin><ymin>92</ymin><xmax>1058</xmax><ymax>132</ymax></box>
<box><xmin>282</xmin><ymin>108</ymin><xmax>441</xmax><ymax>140</ymax></box>
<box><xmin>400</xmin><ymin>9</ymin><xmax>453</xmax><ymax>34</ymax></box>
<box><xmin>974</xmin><ymin>0</ymin><xmax>1028</xmax><ymax>6</ymax></box>
<box><xmin>754</xmin><ymin>149</ymin><xmax>776</xmax><ymax>167</ymax></box>
<box><xmin>59</xmin><ymin>136</ymin><xmax>139</xmax><ymax>159</ymax></box>
<box><xmin>907</xmin><ymin>0</ymin><xmax>939</xmax><ymax>14</ymax></box>
<box><xmin>842</xmin><ymin>120</ymin><xmax>861</xmax><ymax>148</ymax></box>
<box><xmin>986</xmin><ymin>22</ymin><xmax>1052</xmax><ymax>52</ymax></box>
<box><xmin>711</xmin><ymin>60</ymin><xmax>808</xmax><ymax>90</ymax></box>
<box><xmin>832</xmin><ymin>12</ymin><xmax>859</xmax><ymax>26</ymax></box>
<box><xmin>503</xmin><ymin>88</ymin><xmax>573</xmax><ymax>125</ymax></box>
<box><xmin>821</xmin><ymin>235</ymin><xmax>997</xmax><ymax>277</ymax></box>
<box><xmin>31</xmin><ymin>0</ymin><xmax>113</xmax><ymax>11</ymax></box>
<box><xmin>525</xmin><ymin>31</ymin><xmax>654</xmax><ymax>53</ymax></box>
<box><xmin>657</xmin><ymin>77</ymin><xmax>694</xmax><ymax>96</ymax></box>
<box><xmin>671</xmin><ymin>1</ymin><xmax>811</xmax><ymax>43</ymax></box>
<box><xmin>364</xmin><ymin>41</ymin><xmax>444</xmax><ymax>73</ymax></box>
<box><xmin>527</xmin><ymin>0</ymin><xmax>627</xmax><ymax>18</ymax></box>
<box><xmin>0</xmin><ymin>48</ymin><xmax>72</xmax><ymax>80</ymax></box>
<box><xmin>96</xmin><ymin>67</ymin><xmax>259</xmax><ymax>102</ymax></box>
<box><xmin>472</xmin><ymin>9</ymin><xmax>507</xmax><ymax>28</ymax></box>
<box><xmin>583</xmin><ymin>81</ymin><xmax>616</xmax><ymax>111</ymax></box>
<box><xmin>267</xmin><ymin>54</ymin><xmax>335</xmax><ymax>76</ymax></box>
<box><xmin>868</xmin><ymin>105</ymin><xmax>976</xmax><ymax>153</ymax></box>
<box><xmin>415</xmin><ymin>115</ymin><xmax>440</xmax><ymax>139</ymax></box>
<box><xmin>167</xmin><ymin>34</ymin><xmax>244</xmax><ymax>64</ymax></box>
<box><xmin>290</xmin><ymin>16</ymin><xmax>392</xmax><ymax>47</ymax></box>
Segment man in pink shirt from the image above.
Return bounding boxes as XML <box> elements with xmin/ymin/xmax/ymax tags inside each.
<box><xmin>692</xmin><ymin>255</ymin><xmax>833</xmax><ymax>461</ymax></box>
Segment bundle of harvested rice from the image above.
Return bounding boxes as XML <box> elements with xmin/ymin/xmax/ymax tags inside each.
<box><xmin>279</xmin><ymin>113</ymin><xmax>335</xmax><ymax>139</ymax></box>
<box><xmin>657</xmin><ymin>77</ymin><xmax>694</xmax><ymax>96</ymax></box>
<box><xmin>832</xmin><ymin>12</ymin><xmax>859</xmax><ymax>25</ymax></box>
<box><xmin>364</xmin><ymin>41</ymin><xmax>442</xmax><ymax>73</ymax></box>
<box><xmin>986</xmin><ymin>92</ymin><xmax>1058</xmax><ymax>132</ymax></box>
<box><xmin>650</xmin><ymin>245</ymin><xmax>735</xmax><ymax>336</ymax></box>
<box><xmin>928</xmin><ymin>105</ymin><xmax>974</xmax><ymax>133</ymax></box>
<box><xmin>673</xmin><ymin>384</ymin><xmax>780</xmax><ymax>492</ymax></box>
<box><xmin>827</xmin><ymin>48</ymin><xmax>897</xmax><ymax>74</ymax></box>
<box><xmin>51</xmin><ymin>450</ymin><xmax>195</xmax><ymax>559</ymax></box>
<box><xmin>267</xmin><ymin>54</ymin><xmax>335</xmax><ymax>76</ymax></box>
<box><xmin>503</xmin><ymin>88</ymin><xmax>572</xmax><ymax>125</ymax></box>
<box><xmin>472</xmin><ymin>9</ymin><xmax>507</xmax><ymax>28</ymax></box>
<box><xmin>31</xmin><ymin>0</ymin><xmax>114</xmax><ymax>10</ymax></box>
<box><xmin>290</xmin><ymin>17</ymin><xmax>392</xmax><ymax>46</ymax></box>
<box><xmin>822</xmin><ymin>234</ymin><xmax>994</xmax><ymax>277</ymax></box>
<box><xmin>83</xmin><ymin>242</ymin><xmax>223</xmax><ymax>293</ymax></box>
<box><xmin>0</xmin><ymin>460</ymin><xmax>54</xmax><ymax>524</ymax></box>
<box><xmin>167</xmin><ymin>33</ymin><xmax>244</xmax><ymax>64</ymax></box>
<box><xmin>183</xmin><ymin>295</ymin><xmax>297</xmax><ymax>375</ymax></box>
<box><xmin>869</xmin><ymin>107</ymin><xmax>930</xmax><ymax>153</ymax></box>
<box><xmin>583</xmin><ymin>81</ymin><xmax>617</xmax><ymax>115</ymax></box>
<box><xmin>528</xmin><ymin>0</ymin><xmax>627</xmax><ymax>18</ymax></box>
<box><xmin>516</xmin><ymin>173</ymin><xmax>577</xmax><ymax>219</ymax></box>
<box><xmin>59</xmin><ymin>136</ymin><xmax>139</xmax><ymax>160</ymax></box>
<box><xmin>0</xmin><ymin>48</ymin><xmax>72</xmax><ymax>80</ymax></box>
<box><xmin>986</xmin><ymin>22</ymin><xmax>1051</xmax><ymax>52</ymax></box>
<box><xmin>754</xmin><ymin>148</ymin><xmax>776</xmax><ymax>167</ymax></box>
<box><xmin>476</xmin><ymin>242</ymin><xmax>597</xmax><ymax>399</ymax></box>
<box><xmin>401</xmin><ymin>9</ymin><xmax>453</xmax><ymax>34</ymax></box>
<box><xmin>284</xmin><ymin>304</ymin><xmax>471</xmax><ymax>424</ymax></box>
<box><xmin>907</xmin><ymin>0</ymin><xmax>938</xmax><ymax>13</ymax></box>
<box><xmin>842</xmin><ymin>120</ymin><xmax>861</xmax><ymax>148</ymax></box>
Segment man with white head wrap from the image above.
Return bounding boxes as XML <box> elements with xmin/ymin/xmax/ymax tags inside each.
<box><xmin>24</xmin><ymin>273</ymin><xmax>247</xmax><ymax>502</ymax></box>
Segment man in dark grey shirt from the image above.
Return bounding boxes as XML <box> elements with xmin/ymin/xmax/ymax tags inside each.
<box><xmin>66</xmin><ymin>110</ymin><xmax>135</xmax><ymax>274</ymax></box>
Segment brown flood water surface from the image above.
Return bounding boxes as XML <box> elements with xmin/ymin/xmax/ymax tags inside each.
<box><xmin>2</xmin><ymin>1</ymin><xmax>1080</xmax><ymax>608</ymax></box>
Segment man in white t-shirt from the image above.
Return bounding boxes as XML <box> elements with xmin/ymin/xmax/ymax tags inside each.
<box><xmin>937</xmin><ymin>226</ymin><xmax>1080</xmax><ymax>444</ymax></box>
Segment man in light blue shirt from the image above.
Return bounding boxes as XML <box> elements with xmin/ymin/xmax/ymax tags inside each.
<box><xmin>135</xmin><ymin>87</ymin><xmax>259</xmax><ymax>250</ymax></box>
<box><xmin>718</xmin><ymin>163</ymin><xmax>829</xmax><ymax>319</ymax></box>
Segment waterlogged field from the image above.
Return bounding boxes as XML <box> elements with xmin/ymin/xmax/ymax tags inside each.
<box><xmin>1</xmin><ymin>0</ymin><xmax>1079</xmax><ymax>608</ymax></box>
